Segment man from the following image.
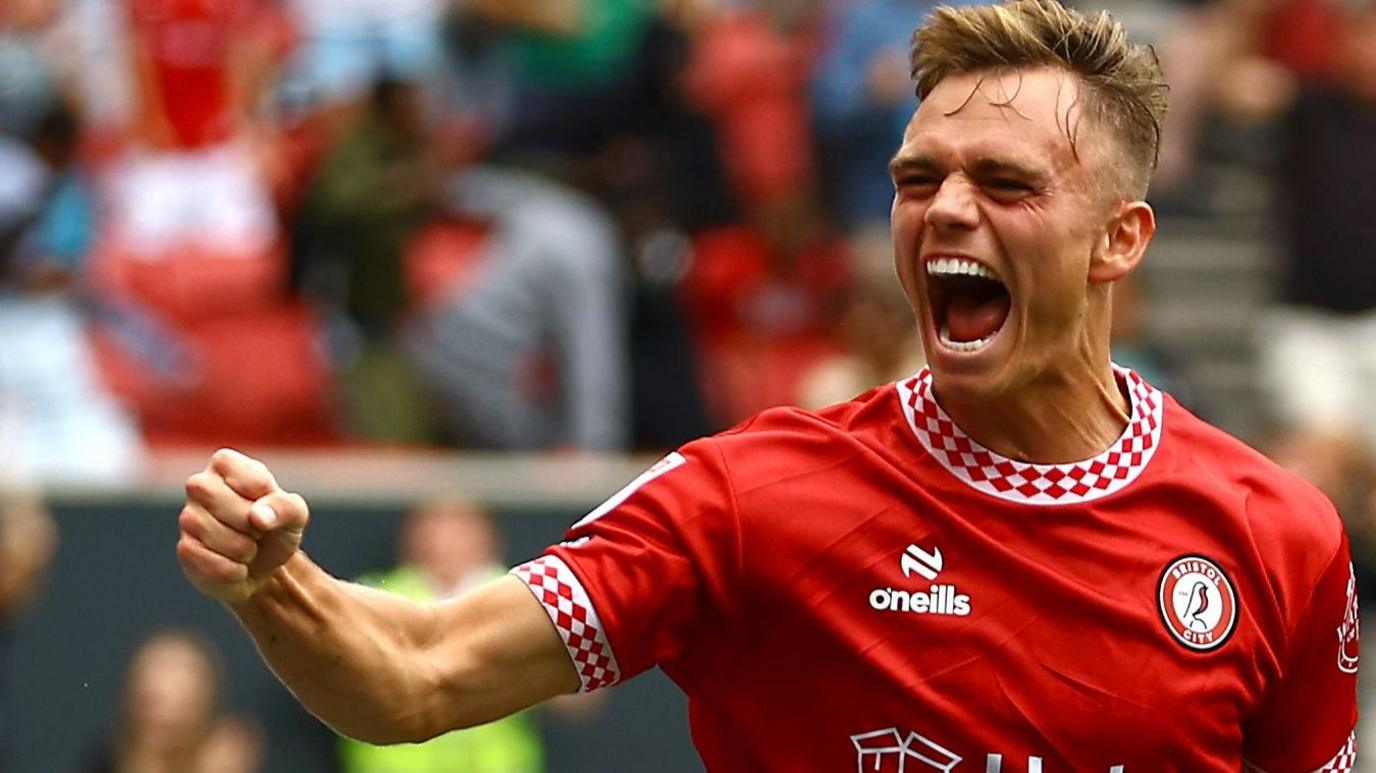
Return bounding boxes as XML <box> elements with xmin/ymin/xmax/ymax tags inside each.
<box><xmin>175</xmin><ymin>0</ymin><xmax>1360</xmax><ymax>769</ymax></box>
<box><xmin>337</xmin><ymin>501</ymin><xmax>544</xmax><ymax>773</ymax></box>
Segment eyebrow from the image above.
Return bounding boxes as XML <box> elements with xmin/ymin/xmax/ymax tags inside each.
<box><xmin>888</xmin><ymin>154</ymin><xmax>941</xmax><ymax>180</ymax></box>
<box><xmin>888</xmin><ymin>154</ymin><xmax>1050</xmax><ymax>185</ymax></box>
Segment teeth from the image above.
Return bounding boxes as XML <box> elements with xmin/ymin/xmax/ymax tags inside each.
<box><xmin>926</xmin><ymin>257</ymin><xmax>998</xmax><ymax>281</ymax></box>
<box><xmin>939</xmin><ymin>325</ymin><xmax>996</xmax><ymax>352</ymax></box>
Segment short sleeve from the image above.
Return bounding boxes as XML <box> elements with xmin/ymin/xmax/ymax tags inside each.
<box><xmin>1243</xmin><ymin>535</ymin><xmax>1360</xmax><ymax>772</ymax></box>
<box><xmin>510</xmin><ymin>440</ymin><xmax>741</xmax><ymax>693</ymax></box>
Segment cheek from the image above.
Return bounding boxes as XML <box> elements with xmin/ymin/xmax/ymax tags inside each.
<box><xmin>990</xmin><ymin>215</ymin><xmax>1085</xmax><ymax>314</ymax></box>
<box><xmin>890</xmin><ymin>200</ymin><xmax>929</xmax><ymax>262</ymax></box>
<box><xmin>890</xmin><ymin>204</ymin><xmax>926</xmax><ymax>290</ymax></box>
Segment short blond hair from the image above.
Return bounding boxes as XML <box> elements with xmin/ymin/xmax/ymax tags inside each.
<box><xmin>911</xmin><ymin>0</ymin><xmax>1167</xmax><ymax>198</ymax></box>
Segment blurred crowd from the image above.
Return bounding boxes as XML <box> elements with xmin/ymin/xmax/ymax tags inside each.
<box><xmin>0</xmin><ymin>0</ymin><xmax>1370</xmax><ymax>468</ymax></box>
<box><xmin>3</xmin><ymin>0</ymin><xmax>1376</xmax><ymax>766</ymax></box>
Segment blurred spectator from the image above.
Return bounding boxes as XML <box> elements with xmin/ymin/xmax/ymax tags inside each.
<box><xmin>426</xmin><ymin>1</ymin><xmax>729</xmax><ymax>450</ymax></box>
<box><xmin>403</xmin><ymin>167</ymin><xmax>630</xmax><ymax>451</ymax></box>
<box><xmin>102</xmin><ymin>0</ymin><xmax>288</xmax><ymax>262</ymax></box>
<box><xmin>681</xmin><ymin>218</ymin><xmax>849</xmax><ymax>425</ymax></box>
<box><xmin>498</xmin><ymin>0</ymin><xmax>658</xmax><ymax>156</ymax></box>
<box><xmin>811</xmin><ymin>0</ymin><xmax>965</xmax><ymax>230</ymax></box>
<box><xmin>85</xmin><ymin>1</ymin><xmax>334</xmax><ymax>449</ymax></box>
<box><xmin>282</xmin><ymin>0</ymin><xmax>446</xmax><ymax>114</ymax></box>
<box><xmin>795</xmin><ymin>225</ymin><xmax>921</xmax><ymax>409</ymax></box>
<box><xmin>2</xmin><ymin>0</ymin><xmax>161</xmax><ymax>148</ymax></box>
<box><xmin>1149</xmin><ymin>0</ymin><xmax>1238</xmax><ymax>199</ymax></box>
<box><xmin>0</xmin><ymin>493</ymin><xmax>57</xmax><ymax>766</ymax></box>
<box><xmin>0</xmin><ymin>102</ymin><xmax>144</xmax><ymax>484</ymax></box>
<box><xmin>0</xmin><ymin>0</ymin><xmax>63</xmax><ymax>141</ymax></box>
<box><xmin>297</xmin><ymin>74</ymin><xmax>630</xmax><ymax>450</ymax></box>
<box><xmin>86</xmin><ymin>630</ymin><xmax>264</xmax><ymax>773</ymax></box>
<box><xmin>338</xmin><ymin>500</ymin><xmax>544</xmax><ymax>772</ymax></box>
<box><xmin>1220</xmin><ymin>2</ymin><xmax>1376</xmax><ymax>521</ymax></box>
<box><xmin>296</xmin><ymin>76</ymin><xmax>448</xmax><ymax>443</ymax></box>
<box><xmin>686</xmin><ymin>0</ymin><xmax>818</xmax><ymax>218</ymax></box>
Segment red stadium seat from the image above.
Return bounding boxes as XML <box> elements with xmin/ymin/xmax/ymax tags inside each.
<box><xmin>90</xmin><ymin>239</ymin><xmax>287</xmax><ymax>323</ymax></box>
<box><xmin>93</xmin><ymin>302</ymin><xmax>337</xmax><ymax>447</ymax></box>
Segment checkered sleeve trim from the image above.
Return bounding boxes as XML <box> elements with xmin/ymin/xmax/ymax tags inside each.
<box><xmin>1315</xmin><ymin>730</ymin><xmax>1357</xmax><ymax>772</ymax></box>
<box><xmin>511</xmin><ymin>555</ymin><xmax>621</xmax><ymax>693</ymax></box>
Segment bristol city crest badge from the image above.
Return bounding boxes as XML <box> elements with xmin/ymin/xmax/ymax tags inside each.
<box><xmin>1158</xmin><ymin>555</ymin><xmax>1239</xmax><ymax>652</ymax></box>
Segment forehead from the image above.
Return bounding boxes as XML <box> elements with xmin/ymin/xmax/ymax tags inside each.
<box><xmin>898</xmin><ymin>67</ymin><xmax>1093</xmax><ymax>175</ymax></box>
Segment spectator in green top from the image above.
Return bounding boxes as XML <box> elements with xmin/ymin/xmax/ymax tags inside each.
<box><xmin>339</xmin><ymin>500</ymin><xmax>544</xmax><ymax>773</ymax></box>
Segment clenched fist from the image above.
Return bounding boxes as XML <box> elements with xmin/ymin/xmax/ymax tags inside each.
<box><xmin>178</xmin><ymin>449</ymin><xmax>309</xmax><ymax>605</ymax></box>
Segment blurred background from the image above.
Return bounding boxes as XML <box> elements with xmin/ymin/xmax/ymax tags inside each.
<box><xmin>1</xmin><ymin>0</ymin><xmax>1374</xmax><ymax>769</ymax></box>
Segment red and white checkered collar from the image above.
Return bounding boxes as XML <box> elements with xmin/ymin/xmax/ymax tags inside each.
<box><xmin>897</xmin><ymin>366</ymin><xmax>1164</xmax><ymax>506</ymax></box>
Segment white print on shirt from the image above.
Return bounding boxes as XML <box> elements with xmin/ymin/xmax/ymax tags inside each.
<box><xmin>985</xmin><ymin>756</ymin><xmax>1124</xmax><ymax>772</ymax></box>
<box><xmin>570</xmin><ymin>452</ymin><xmax>687</xmax><ymax>530</ymax></box>
<box><xmin>851</xmin><ymin>728</ymin><xmax>961</xmax><ymax>772</ymax></box>
<box><xmin>1338</xmin><ymin>561</ymin><xmax>1360</xmax><ymax>675</ymax></box>
<box><xmin>902</xmin><ymin>544</ymin><xmax>944</xmax><ymax>581</ymax></box>
<box><xmin>870</xmin><ymin>543</ymin><xmax>972</xmax><ymax>617</ymax></box>
<box><xmin>850</xmin><ymin>727</ymin><xmax>1126</xmax><ymax>772</ymax></box>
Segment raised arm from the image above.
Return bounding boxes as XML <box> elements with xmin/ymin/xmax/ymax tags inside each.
<box><xmin>176</xmin><ymin>450</ymin><xmax>578</xmax><ymax>744</ymax></box>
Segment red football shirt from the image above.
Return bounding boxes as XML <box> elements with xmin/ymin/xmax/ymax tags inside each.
<box><xmin>127</xmin><ymin>0</ymin><xmax>252</xmax><ymax>148</ymax></box>
<box><xmin>513</xmin><ymin>368</ymin><xmax>1359</xmax><ymax>771</ymax></box>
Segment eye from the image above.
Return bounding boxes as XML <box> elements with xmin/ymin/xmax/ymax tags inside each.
<box><xmin>895</xmin><ymin>175</ymin><xmax>940</xmax><ymax>194</ymax></box>
<box><xmin>983</xmin><ymin>178</ymin><xmax>1036</xmax><ymax>201</ymax></box>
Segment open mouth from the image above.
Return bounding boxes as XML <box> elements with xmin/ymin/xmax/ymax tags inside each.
<box><xmin>924</xmin><ymin>256</ymin><xmax>1011</xmax><ymax>353</ymax></box>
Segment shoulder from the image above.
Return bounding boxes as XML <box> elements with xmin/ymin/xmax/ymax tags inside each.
<box><xmin>1161</xmin><ymin>396</ymin><xmax>1344</xmax><ymax>569</ymax></box>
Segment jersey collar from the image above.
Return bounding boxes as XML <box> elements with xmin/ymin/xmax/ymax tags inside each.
<box><xmin>896</xmin><ymin>366</ymin><xmax>1164</xmax><ymax>506</ymax></box>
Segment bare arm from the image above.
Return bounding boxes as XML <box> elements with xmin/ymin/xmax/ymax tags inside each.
<box><xmin>178</xmin><ymin>450</ymin><xmax>578</xmax><ymax>743</ymax></box>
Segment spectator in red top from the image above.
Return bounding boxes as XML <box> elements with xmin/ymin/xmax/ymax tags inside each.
<box><xmin>104</xmin><ymin>0</ymin><xmax>290</xmax><ymax>260</ymax></box>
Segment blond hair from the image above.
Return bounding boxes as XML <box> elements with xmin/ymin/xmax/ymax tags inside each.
<box><xmin>911</xmin><ymin>0</ymin><xmax>1167</xmax><ymax>198</ymax></box>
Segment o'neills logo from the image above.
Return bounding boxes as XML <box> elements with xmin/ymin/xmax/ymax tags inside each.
<box><xmin>1158</xmin><ymin>555</ymin><xmax>1238</xmax><ymax>652</ymax></box>
<box><xmin>870</xmin><ymin>544</ymin><xmax>972</xmax><ymax>617</ymax></box>
<box><xmin>869</xmin><ymin>584</ymin><xmax>972</xmax><ymax>616</ymax></box>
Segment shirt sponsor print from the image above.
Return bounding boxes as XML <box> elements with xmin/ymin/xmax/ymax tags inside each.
<box><xmin>850</xmin><ymin>727</ymin><xmax>1124</xmax><ymax>772</ymax></box>
<box><xmin>869</xmin><ymin>543</ymin><xmax>972</xmax><ymax>617</ymax></box>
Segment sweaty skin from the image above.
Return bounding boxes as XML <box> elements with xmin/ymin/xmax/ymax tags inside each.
<box><xmin>889</xmin><ymin>67</ymin><xmax>1156</xmax><ymax>463</ymax></box>
<box><xmin>177</xmin><ymin>450</ymin><xmax>578</xmax><ymax>743</ymax></box>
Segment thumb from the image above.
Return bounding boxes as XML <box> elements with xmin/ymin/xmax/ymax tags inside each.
<box><xmin>249</xmin><ymin>490</ymin><xmax>308</xmax><ymax>535</ymax></box>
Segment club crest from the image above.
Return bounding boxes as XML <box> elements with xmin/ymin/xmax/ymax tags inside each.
<box><xmin>1158</xmin><ymin>555</ymin><xmax>1239</xmax><ymax>652</ymax></box>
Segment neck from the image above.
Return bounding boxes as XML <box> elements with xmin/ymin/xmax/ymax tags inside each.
<box><xmin>935</xmin><ymin>357</ymin><xmax>1130</xmax><ymax>464</ymax></box>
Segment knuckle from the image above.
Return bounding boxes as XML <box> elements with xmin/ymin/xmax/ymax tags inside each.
<box><xmin>184</xmin><ymin>473</ymin><xmax>210</xmax><ymax>499</ymax></box>
<box><xmin>209</xmin><ymin>448</ymin><xmax>238</xmax><ymax>469</ymax></box>
<box><xmin>252</xmin><ymin>461</ymin><xmax>278</xmax><ymax>490</ymax></box>
<box><xmin>175</xmin><ymin>535</ymin><xmax>205</xmax><ymax>568</ymax></box>
<box><xmin>226</xmin><ymin>533</ymin><xmax>259</xmax><ymax>564</ymax></box>
<box><xmin>238</xmin><ymin>542</ymin><xmax>260</xmax><ymax>565</ymax></box>
<box><xmin>212</xmin><ymin>561</ymin><xmax>248</xmax><ymax>585</ymax></box>
<box><xmin>282</xmin><ymin>493</ymin><xmax>309</xmax><ymax>522</ymax></box>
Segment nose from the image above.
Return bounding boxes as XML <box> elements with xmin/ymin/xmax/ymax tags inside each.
<box><xmin>923</xmin><ymin>175</ymin><xmax>980</xmax><ymax>232</ymax></box>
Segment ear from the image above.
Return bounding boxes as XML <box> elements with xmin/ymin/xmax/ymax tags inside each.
<box><xmin>1089</xmin><ymin>200</ymin><xmax>1155</xmax><ymax>284</ymax></box>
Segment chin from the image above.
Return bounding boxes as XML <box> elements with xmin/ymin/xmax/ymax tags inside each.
<box><xmin>919</xmin><ymin>314</ymin><xmax>1021</xmax><ymax>405</ymax></box>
